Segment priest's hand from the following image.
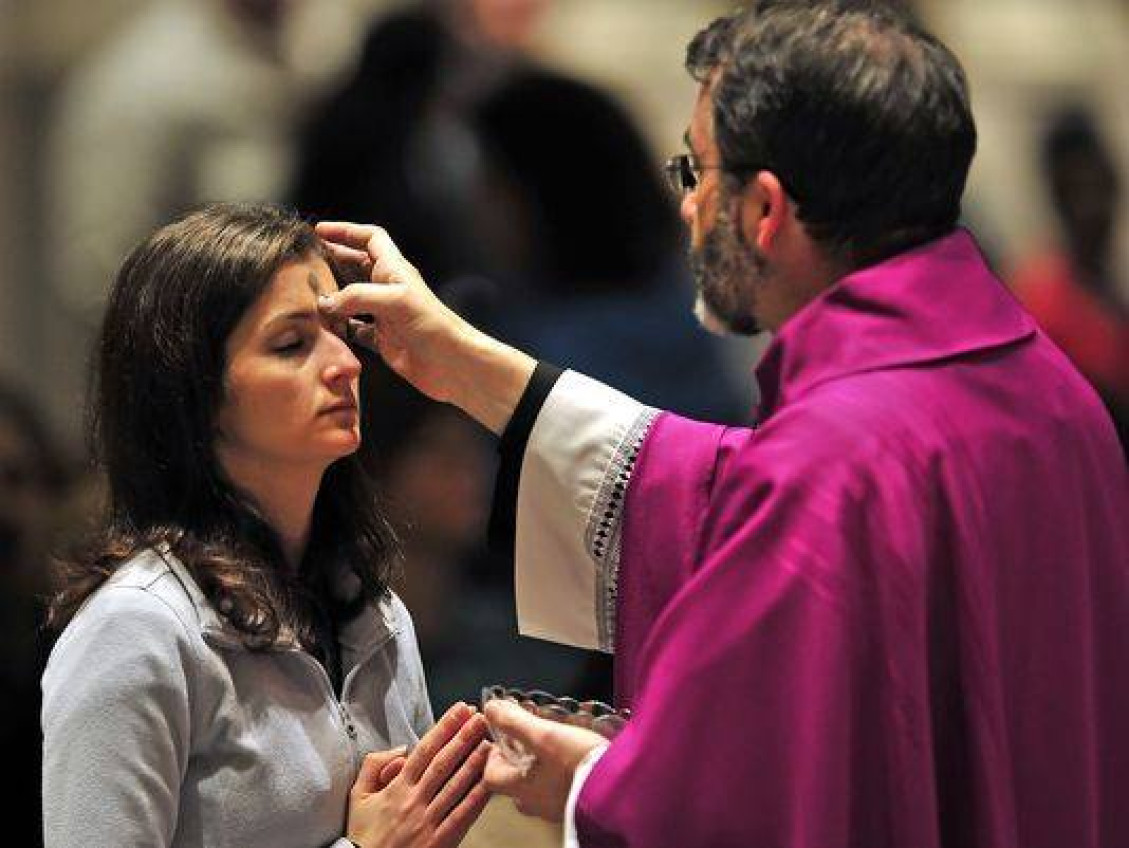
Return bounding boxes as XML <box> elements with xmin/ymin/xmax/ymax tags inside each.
<box><xmin>483</xmin><ymin>699</ymin><xmax>609</xmax><ymax>822</ymax></box>
<box><xmin>316</xmin><ymin>221</ymin><xmax>536</xmax><ymax>435</ymax></box>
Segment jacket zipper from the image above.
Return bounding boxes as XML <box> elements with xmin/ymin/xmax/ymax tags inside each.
<box><xmin>203</xmin><ymin>622</ymin><xmax>399</xmax><ymax>775</ymax></box>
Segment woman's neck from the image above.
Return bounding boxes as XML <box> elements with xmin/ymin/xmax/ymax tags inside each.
<box><xmin>221</xmin><ymin>454</ymin><xmax>323</xmax><ymax>570</ymax></box>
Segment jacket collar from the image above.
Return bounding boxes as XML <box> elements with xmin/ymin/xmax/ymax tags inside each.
<box><xmin>755</xmin><ymin>229</ymin><xmax>1036</xmax><ymax>419</ymax></box>
<box><xmin>154</xmin><ymin>546</ymin><xmax>398</xmax><ymax>653</ymax></box>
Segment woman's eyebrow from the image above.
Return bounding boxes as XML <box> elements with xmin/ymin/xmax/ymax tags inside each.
<box><xmin>264</xmin><ymin>309</ymin><xmax>318</xmax><ymax>330</ymax></box>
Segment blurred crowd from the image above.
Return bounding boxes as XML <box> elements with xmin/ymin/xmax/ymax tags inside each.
<box><xmin>1</xmin><ymin>0</ymin><xmax>1127</xmax><ymax>844</ymax></box>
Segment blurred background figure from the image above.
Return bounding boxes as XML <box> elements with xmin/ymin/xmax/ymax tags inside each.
<box><xmin>470</xmin><ymin>67</ymin><xmax>751</xmax><ymax>423</ymax></box>
<box><xmin>48</xmin><ymin>0</ymin><xmax>351</xmax><ymax>319</ymax></box>
<box><xmin>290</xmin><ymin>0</ymin><xmax>552</xmax><ymax>287</ymax></box>
<box><xmin>1009</xmin><ymin>108</ymin><xmax>1129</xmax><ymax>454</ymax></box>
<box><xmin>43</xmin><ymin>0</ymin><xmax>356</xmax><ymax>440</ymax></box>
<box><xmin>0</xmin><ymin>379</ymin><xmax>72</xmax><ymax>847</ymax></box>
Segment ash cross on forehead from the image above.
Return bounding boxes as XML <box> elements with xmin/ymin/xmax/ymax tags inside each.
<box><xmin>307</xmin><ymin>271</ymin><xmax>324</xmax><ymax>297</ymax></box>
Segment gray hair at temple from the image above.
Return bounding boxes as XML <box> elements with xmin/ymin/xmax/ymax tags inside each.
<box><xmin>687</xmin><ymin>0</ymin><xmax>978</xmax><ymax>269</ymax></box>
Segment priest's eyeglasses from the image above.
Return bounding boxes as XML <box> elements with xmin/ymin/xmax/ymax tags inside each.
<box><xmin>664</xmin><ymin>154</ymin><xmax>719</xmax><ymax>194</ymax></box>
<box><xmin>664</xmin><ymin>154</ymin><xmax>798</xmax><ymax>201</ymax></box>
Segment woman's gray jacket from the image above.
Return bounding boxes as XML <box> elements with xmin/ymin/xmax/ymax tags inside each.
<box><xmin>42</xmin><ymin>549</ymin><xmax>434</xmax><ymax>848</ymax></box>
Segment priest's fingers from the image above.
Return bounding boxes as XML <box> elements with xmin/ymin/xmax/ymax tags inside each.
<box><xmin>321</xmin><ymin>240</ymin><xmax>373</xmax><ymax>273</ymax></box>
<box><xmin>315</xmin><ymin>221</ymin><xmax>382</xmax><ymax>251</ymax></box>
<box><xmin>482</xmin><ymin>741</ymin><xmax>529</xmax><ymax>795</ymax></box>
<box><xmin>418</xmin><ymin>713</ymin><xmax>490</xmax><ymax>801</ymax></box>
<box><xmin>317</xmin><ymin>222</ymin><xmax>415</xmax><ymax>285</ymax></box>
<box><xmin>483</xmin><ymin>701</ymin><xmax>608</xmax><ymax>821</ymax></box>
<box><xmin>401</xmin><ymin>702</ymin><xmax>473</xmax><ymax>784</ymax></box>
<box><xmin>321</xmin><ymin>282</ymin><xmax>404</xmax><ymax>321</ymax></box>
<box><xmin>483</xmin><ymin>699</ymin><xmax>550</xmax><ymax>753</ymax></box>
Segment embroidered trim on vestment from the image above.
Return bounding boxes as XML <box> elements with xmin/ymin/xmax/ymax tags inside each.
<box><xmin>586</xmin><ymin>408</ymin><xmax>660</xmax><ymax>652</ymax></box>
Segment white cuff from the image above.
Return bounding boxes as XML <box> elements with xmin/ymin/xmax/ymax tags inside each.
<box><xmin>563</xmin><ymin>744</ymin><xmax>610</xmax><ymax>848</ymax></box>
<box><xmin>514</xmin><ymin>370</ymin><xmax>658</xmax><ymax>651</ymax></box>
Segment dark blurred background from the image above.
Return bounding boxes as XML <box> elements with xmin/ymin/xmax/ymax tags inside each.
<box><xmin>2</xmin><ymin>0</ymin><xmax>1127</xmax><ymax>844</ymax></box>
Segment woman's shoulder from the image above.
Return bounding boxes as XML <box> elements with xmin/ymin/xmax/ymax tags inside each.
<box><xmin>54</xmin><ymin>549</ymin><xmax>205</xmax><ymax>652</ymax></box>
<box><xmin>43</xmin><ymin>550</ymin><xmax>210</xmax><ymax>695</ymax></box>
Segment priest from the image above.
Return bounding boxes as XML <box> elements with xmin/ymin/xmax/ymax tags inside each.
<box><xmin>317</xmin><ymin>3</ymin><xmax>1129</xmax><ymax>846</ymax></box>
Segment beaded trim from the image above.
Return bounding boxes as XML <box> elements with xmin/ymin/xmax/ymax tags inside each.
<box><xmin>586</xmin><ymin>408</ymin><xmax>660</xmax><ymax>652</ymax></box>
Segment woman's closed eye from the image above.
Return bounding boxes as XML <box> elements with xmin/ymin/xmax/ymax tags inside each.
<box><xmin>272</xmin><ymin>334</ymin><xmax>310</xmax><ymax>355</ymax></box>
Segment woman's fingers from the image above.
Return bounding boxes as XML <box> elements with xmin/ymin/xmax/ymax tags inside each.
<box><xmin>426</xmin><ymin>739</ymin><xmax>490</xmax><ymax>824</ymax></box>
<box><xmin>431</xmin><ymin>781</ymin><xmax>492</xmax><ymax>848</ymax></box>
<box><xmin>417</xmin><ymin>713</ymin><xmax>490</xmax><ymax>801</ymax></box>
<box><xmin>418</xmin><ymin>717</ymin><xmax>490</xmax><ymax>807</ymax></box>
<box><xmin>353</xmin><ymin>747</ymin><xmax>407</xmax><ymax>796</ymax></box>
<box><xmin>401</xmin><ymin>702</ymin><xmax>473</xmax><ymax>784</ymax></box>
<box><xmin>378</xmin><ymin>756</ymin><xmax>406</xmax><ymax>789</ymax></box>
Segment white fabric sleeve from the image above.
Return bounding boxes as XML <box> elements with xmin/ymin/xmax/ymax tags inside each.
<box><xmin>514</xmin><ymin>370</ymin><xmax>659</xmax><ymax>652</ymax></box>
<box><xmin>41</xmin><ymin>587</ymin><xmax>197</xmax><ymax>848</ymax></box>
<box><xmin>563</xmin><ymin>744</ymin><xmax>610</xmax><ymax>848</ymax></box>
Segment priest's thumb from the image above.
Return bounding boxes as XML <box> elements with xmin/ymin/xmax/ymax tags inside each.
<box><xmin>484</xmin><ymin>700</ymin><xmax>547</xmax><ymax>750</ymax></box>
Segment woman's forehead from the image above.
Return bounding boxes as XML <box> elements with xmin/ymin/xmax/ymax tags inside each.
<box><xmin>234</xmin><ymin>257</ymin><xmax>338</xmax><ymax>335</ymax></box>
<box><xmin>262</xmin><ymin>258</ymin><xmax>337</xmax><ymax>306</ymax></box>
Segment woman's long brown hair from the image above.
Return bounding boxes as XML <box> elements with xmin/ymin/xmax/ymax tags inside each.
<box><xmin>48</xmin><ymin>203</ymin><xmax>398</xmax><ymax>648</ymax></box>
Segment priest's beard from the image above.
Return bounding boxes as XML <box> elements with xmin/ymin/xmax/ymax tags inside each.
<box><xmin>689</xmin><ymin>205</ymin><xmax>766</xmax><ymax>337</ymax></box>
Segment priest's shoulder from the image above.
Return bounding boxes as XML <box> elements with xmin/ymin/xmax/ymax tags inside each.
<box><xmin>732</xmin><ymin>371</ymin><xmax>960</xmax><ymax>484</ymax></box>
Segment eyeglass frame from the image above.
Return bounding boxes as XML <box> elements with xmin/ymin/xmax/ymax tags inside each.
<box><xmin>663</xmin><ymin>153</ymin><xmax>800</xmax><ymax>201</ymax></box>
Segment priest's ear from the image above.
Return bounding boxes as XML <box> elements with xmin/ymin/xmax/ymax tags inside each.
<box><xmin>738</xmin><ymin>171</ymin><xmax>789</xmax><ymax>255</ymax></box>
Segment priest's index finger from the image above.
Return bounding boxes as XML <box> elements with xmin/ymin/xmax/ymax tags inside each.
<box><xmin>320</xmin><ymin>241</ymin><xmax>372</xmax><ymax>271</ymax></box>
<box><xmin>315</xmin><ymin>221</ymin><xmax>379</xmax><ymax>250</ymax></box>
<box><xmin>364</xmin><ymin>226</ymin><xmax>408</xmax><ymax>269</ymax></box>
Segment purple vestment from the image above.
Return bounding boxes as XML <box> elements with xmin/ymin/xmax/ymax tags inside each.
<box><xmin>576</xmin><ymin>231</ymin><xmax>1129</xmax><ymax>847</ymax></box>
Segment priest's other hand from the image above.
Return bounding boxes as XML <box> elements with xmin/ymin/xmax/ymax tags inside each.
<box><xmin>316</xmin><ymin>221</ymin><xmax>536</xmax><ymax>435</ymax></box>
<box><xmin>483</xmin><ymin>699</ymin><xmax>608</xmax><ymax>822</ymax></box>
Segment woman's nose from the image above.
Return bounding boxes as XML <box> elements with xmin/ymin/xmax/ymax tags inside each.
<box><xmin>322</xmin><ymin>331</ymin><xmax>362</xmax><ymax>383</ymax></box>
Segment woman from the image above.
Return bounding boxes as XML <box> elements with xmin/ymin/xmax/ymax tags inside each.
<box><xmin>41</xmin><ymin>203</ymin><xmax>490</xmax><ymax>848</ymax></box>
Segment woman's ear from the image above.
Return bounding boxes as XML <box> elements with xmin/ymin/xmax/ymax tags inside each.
<box><xmin>738</xmin><ymin>171</ymin><xmax>789</xmax><ymax>255</ymax></box>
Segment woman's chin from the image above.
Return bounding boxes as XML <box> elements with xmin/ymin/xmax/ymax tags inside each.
<box><xmin>315</xmin><ymin>429</ymin><xmax>362</xmax><ymax>460</ymax></box>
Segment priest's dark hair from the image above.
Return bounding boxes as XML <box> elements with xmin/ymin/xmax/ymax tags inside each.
<box><xmin>47</xmin><ymin>202</ymin><xmax>398</xmax><ymax>650</ymax></box>
<box><xmin>687</xmin><ymin>0</ymin><xmax>977</xmax><ymax>268</ymax></box>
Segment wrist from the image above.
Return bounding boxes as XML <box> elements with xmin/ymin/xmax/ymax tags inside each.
<box><xmin>448</xmin><ymin>324</ymin><xmax>537</xmax><ymax>436</ymax></box>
